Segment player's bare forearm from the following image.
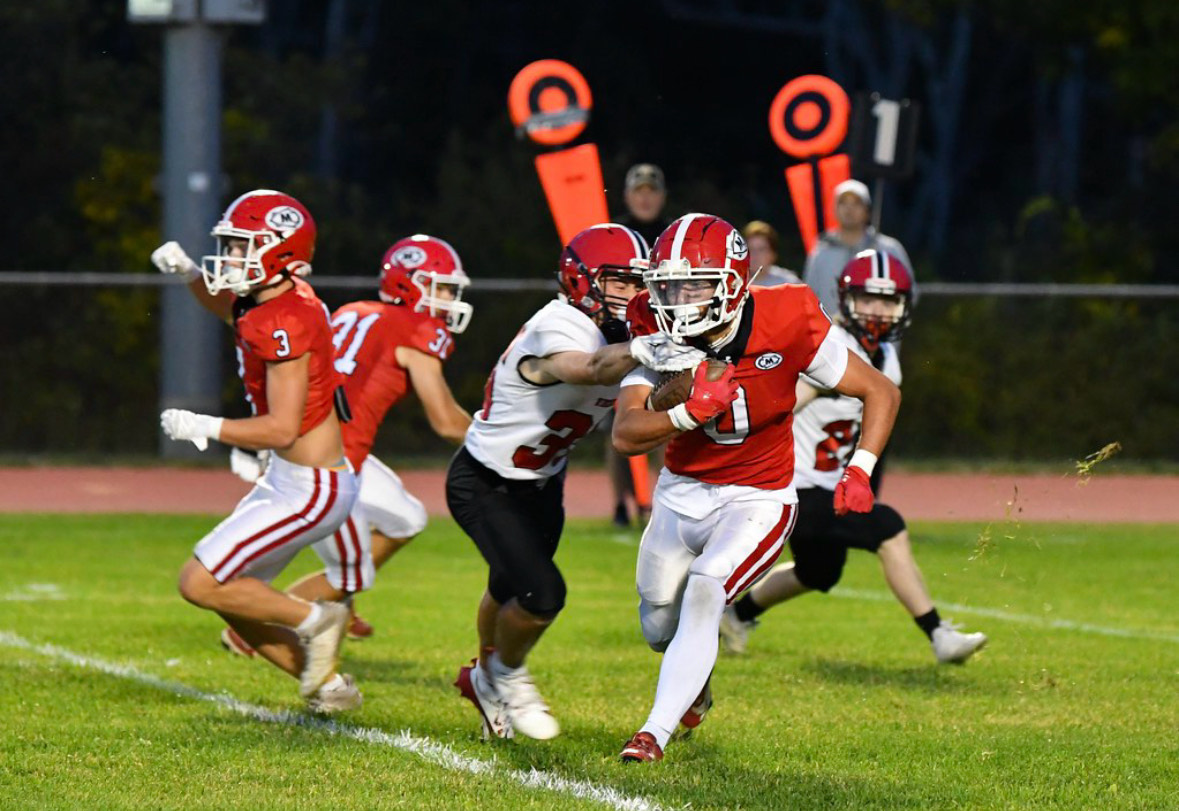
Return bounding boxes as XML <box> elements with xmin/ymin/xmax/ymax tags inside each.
<box><xmin>188</xmin><ymin>278</ymin><xmax>235</xmax><ymax>324</ymax></box>
<box><xmin>403</xmin><ymin>348</ymin><xmax>472</xmax><ymax>443</ymax></box>
<box><xmin>529</xmin><ymin>344</ymin><xmax>637</xmax><ymax>386</ymax></box>
<box><xmin>218</xmin><ymin>413</ymin><xmax>302</xmax><ymax>451</ymax></box>
<box><xmin>833</xmin><ymin>353</ymin><xmax>901</xmax><ymax>455</ymax></box>
<box><xmin>612</xmin><ymin>385</ymin><xmax>678</xmax><ymax>455</ymax></box>
<box><xmin>587</xmin><ymin>342</ymin><xmax>640</xmax><ymax>385</ymax></box>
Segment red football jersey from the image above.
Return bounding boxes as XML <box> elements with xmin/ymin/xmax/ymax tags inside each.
<box><xmin>627</xmin><ymin>285</ymin><xmax>835</xmax><ymax>489</ymax></box>
<box><xmin>330</xmin><ymin>300</ymin><xmax>455</xmax><ymax>469</ymax></box>
<box><xmin>234</xmin><ymin>280</ymin><xmax>342</xmax><ymax>436</ymax></box>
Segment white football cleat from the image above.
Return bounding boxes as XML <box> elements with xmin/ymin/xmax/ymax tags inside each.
<box><xmin>493</xmin><ymin>664</ymin><xmax>560</xmax><ymax>740</ymax></box>
<box><xmin>454</xmin><ymin>659</ymin><xmax>513</xmax><ymax>740</ymax></box>
<box><xmin>931</xmin><ymin>620</ymin><xmax>987</xmax><ymax>664</ymax></box>
<box><xmin>718</xmin><ymin>605</ymin><xmax>757</xmax><ymax>655</ymax></box>
<box><xmin>307</xmin><ymin>673</ymin><xmax>363</xmax><ymax>713</ymax></box>
<box><xmin>297</xmin><ymin>601</ymin><xmax>350</xmax><ymax>698</ymax></box>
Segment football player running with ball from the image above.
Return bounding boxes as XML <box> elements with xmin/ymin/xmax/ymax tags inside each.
<box><xmin>720</xmin><ymin>250</ymin><xmax>986</xmax><ymax>662</ymax></box>
<box><xmin>219</xmin><ymin>234</ymin><xmax>475</xmax><ymax>655</ymax></box>
<box><xmin>613</xmin><ymin>214</ymin><xmax>902</xmax><ymax>763</ymax></box>
<box><xmin>151</xmin><ymin>190</ymin><xmax>361</xmax><ymax>712</ymax></box>
<box><xmin>449</xmin><ymin>224</ymin><xmax>705</xmax><ymax>742</ymax></box>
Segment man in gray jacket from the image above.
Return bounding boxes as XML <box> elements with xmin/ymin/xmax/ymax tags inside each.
<box><xmin>803</xmin><ymin>179</ymin><xmax>914</xmax><ymax>314</ymax></box>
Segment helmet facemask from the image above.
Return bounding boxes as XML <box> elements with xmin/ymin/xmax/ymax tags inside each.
<box><xmin>841</xmin><ymin>284</ymin><xmax>911</xmax><ymax>352</ymax></box>
<box><xmin>202</xmin><ymin>229</ymin><xmax>278</xmax><ymax>295</ymax></box>
<box><xmin>645</xmin><ymin>260</ymin><xmax>745</xmax><ymax>340</ymax></box>
<box><xmin>411</xmin><ymin>269</ymin><xmax>474</xmax><ymax>334</ymax></box>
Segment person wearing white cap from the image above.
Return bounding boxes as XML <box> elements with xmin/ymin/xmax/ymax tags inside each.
<box><xmin>802</xmin><ymin>179</ymin><xmax>914</xmax><ymax>314</ymax></box>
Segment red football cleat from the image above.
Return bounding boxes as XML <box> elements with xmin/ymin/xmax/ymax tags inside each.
<box><xmin>620</xmin><ymin>731</ymin><xmax>663</xmax><ymax>763</ymax></box>
<box><xmin>454</xmin><ymin>658</ymin><xmax>512</xmax><ymax>740</ymax></box>
<box><xmin>348</xmin><ymin>612</ymin><xmax>374</xmax><ymax>640</ymax></box>
<box><xmin>672</xmin><ymin>680</ymin><xmax>713</xmax><ymax>741</ymax></box>
<box><xmin>220</xmin><ymin>626</ymin><xmax>256</xmax><ymax>658</ymax></box>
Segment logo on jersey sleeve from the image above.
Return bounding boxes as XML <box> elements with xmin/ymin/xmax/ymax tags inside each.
<box><xmin>755</xmin><ymin>351</ymin><xmax>783</xmax><ymax>370</ymax></box>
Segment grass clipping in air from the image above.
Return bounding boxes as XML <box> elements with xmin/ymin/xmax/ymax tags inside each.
<box><xmin>1075</xmin><ymin>442</ymin><xmax>1122</xmax><ymax>485</ymax></box>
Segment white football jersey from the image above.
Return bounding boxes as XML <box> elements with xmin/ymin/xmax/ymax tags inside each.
<box><xmin>793</xmin><ymin>324</ymin><xmax>901</xmax><ymax>491</ymax></box>
<box><xmin>464</xmin><ymin>300</ymin><xmax>619</xmax><ymax>480</ymax></box>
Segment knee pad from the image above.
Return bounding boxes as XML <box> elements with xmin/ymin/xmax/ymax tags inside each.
<box><xmin>516</xmin><ymin>569</ymin><xmax>566</xmax><ymax>618</ymax></box>
<box><xmin>639</xmin><ymin>599</ymin><xmax>678</xmax><ymax>652</ymax></box>
<box><xmin>793</xmin><ymin>544</ymin><xmax>848</xmax><ymax>593</ymax></box>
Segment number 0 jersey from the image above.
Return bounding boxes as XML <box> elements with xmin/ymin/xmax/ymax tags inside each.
<box><xmin>465</xmin><ymin>300</ymin><xmax>618</xmax><ymax>481</ymax></box>
<box><xmin>792</xmin><ymin>324</ymin><xmax>901</xmax><ymax>491</ymax></box>
<box><xmin>624</xmin><ymin>285</ymin><xmax>848</xmax><ymax>492</ymax></box>
<box><xmin>330</xmin><ymin>300</ymin><xmax>455</xmax><ymax>470</ymax></box>
<box><xmin>233</xmin><ymin>280</ymin><xmax>342</xmax><ymax>437</ymax></box>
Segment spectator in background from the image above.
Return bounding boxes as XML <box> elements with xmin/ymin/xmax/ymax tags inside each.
<box><xmin>608</xmin><ymin>163</ymin><xmax>672</xmax><ymax>527</ymax></box>
<box><xmin>803</xmin><ymin>179</ymin><xmax>913</xmax><ymax>314</ymax></box>
<box><xmin>744</xmin><ymin>220</ymin><xmax>801</xmax><ymax>287</ymax></box>
<box><xmin>617</xmin><ymin>163</ymin><xmax>671</xmax><ymax>247</ymax></box>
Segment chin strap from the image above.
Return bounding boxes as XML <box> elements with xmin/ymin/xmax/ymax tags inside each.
<box><xmin>599</xmin><ymin>317</ymin><xmax>630</xmax><ymax>344</ymax></box>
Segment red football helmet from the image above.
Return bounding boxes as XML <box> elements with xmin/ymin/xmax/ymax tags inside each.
<box><xmin>838</xmin><ymin>249</ymin><xmax>914</xmax><ymax>351</ymax></box>
<box><xmin>645</xmin><ymin>213</ymin><xmax>751</xmax><ymax>339</ymax></box>
<box><xmin>201</xmin><ymin>190</ymin><xmax>316</xmax><ymax>295</ymax></box>
<box><xmin>557</xmin><ymin>223</ymin><xmax>649</xmax><ymax>320</ymax></box>
<box><xmin>379</xmin><ymin>234</ymin><xmax>473</xmax><ymax>333</ymax></box>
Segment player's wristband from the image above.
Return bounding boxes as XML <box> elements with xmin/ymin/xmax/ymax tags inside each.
<box><xmin>667</xmin><ymin>403</ymin><xmax>700</xmax><ymax>432</ymax></box>
<box><xmin>848</xmin><ymin>448</ymin><xmax>878</xmax><ymax>476</ymax></box>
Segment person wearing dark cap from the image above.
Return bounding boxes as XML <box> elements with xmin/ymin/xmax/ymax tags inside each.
<box><xmin>803</xmin><ymin>179</ymin><xmax>913</xmax><ymax>314</ymax></box>
<box><xmin>608</xmin><ymin>163</ymin><xmax>671</xmax><ymax>527</ymax></box>
<box><xmin>617</xmin><ymin>163</ymin><xmax>671</xmax><ymax>247</ymax></box>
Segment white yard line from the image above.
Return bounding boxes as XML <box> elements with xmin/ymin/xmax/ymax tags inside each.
<box><xmin>832</xmin><ymin>588</ymin><xmax>1179</xmax><ymax>643</ymax></box>
<box><xmin>0</xmin><ymin>631</ymin><xmax>669</xmax><ymax>811</ymax></box>
<box><xmin>1</xmin><ymin>582</ymin><xmax>65</xmax><ymax>601</ymax></box>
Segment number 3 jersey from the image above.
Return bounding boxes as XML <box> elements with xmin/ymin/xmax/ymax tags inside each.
<box><xmin>465</xmin><ymin>299</ymin><xmax>618</xmax><ymax>481</ymax></box>
<box><xmin>792</xmin><ymin>324</ymin><xmax>901</xmax><ymax>491</ymax></box>
<box><xmin>625</xmin><ymin>285</ymin><xmax>848</xmax><ymax>493</ymax></box>
<box><xmin>329</xmin><ymin>299</ymin><xmax>455</xmax><ymax>471</ymax></box>
<box><xmin>233</xmin><ymin>280</ymin><xmax>342</xmax><ymax>437</ymax></box>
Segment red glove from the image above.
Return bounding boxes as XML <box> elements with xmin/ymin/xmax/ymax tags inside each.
<box><xmin>684</xmin><ymin>362</ymin><xmax>738</xmax><ymax>424</ymax></box>
<box><xmin>834</xmin><ymin>466</ymin><xmax>874</xmax><ymax>515</ymax></box>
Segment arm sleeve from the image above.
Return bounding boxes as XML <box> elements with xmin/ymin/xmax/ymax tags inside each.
<box><xmin>790</xmin><ymin>286</ymin><xmax>848</xmax><ymax>389</ymax></box>
<box><xmin>409</xmin><ymin>318</ymin><xmax>453</xmax><ymax>361</ymax></box>
<box><xmin>518</xmin><ymin>308</ymin><xmax>600</xmax><ymax>359</ymax></box>
<box><xmin>803</xmin><ymin>330</ymin><xmax>849</xmax><ymax>390</ymax></box>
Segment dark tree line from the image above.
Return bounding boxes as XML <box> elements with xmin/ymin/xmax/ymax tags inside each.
<box><xmin>1</xmin><ymin>0</ymin><xmax>1176</xmax><ymax>461</ymax></box>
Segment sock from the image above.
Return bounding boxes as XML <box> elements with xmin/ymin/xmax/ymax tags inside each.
<box><xmin>488</xmin><ymin>651</ymin><xmax>521</xmax><ymax>681</ymax></box>
<box><xmin>734</xmin><ymin>593</ymin><xmax>766</xmax><ymax>623</ymax></box>
<box><xmin>320</xmin><ymin>673</ymin><xmax>345</xmax><ymax>691</ymax></box>
<box><xmin>295</xmin><ymin>602</ymin><xmax>323</xmax><ymax>634</ymax></box>
<box><xmin>640</xmin><ymin>574</ymin><xmax>725</xmax><ymax>749</ymax></box>
<box><xmin>915</xmin><ymin>608</ymin><xmax>941</xmax><ymax>640</ymax></box>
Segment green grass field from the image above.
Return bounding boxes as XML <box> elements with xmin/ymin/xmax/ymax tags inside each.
<box><xmin>2</xmin><ymin>514</ymin><xmax>1177</xmax><ymax>810</ymax></box>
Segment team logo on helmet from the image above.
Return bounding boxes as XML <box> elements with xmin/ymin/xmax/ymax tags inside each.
<box><xmin>391</xmin><ymin>246</ymin><xmax>428</xmax><ymax>268</ymax></box>
<box><xmin>727</xmin><ymin>231</ymin><xmax>749</xmax><ymax>261</ymax></box>
<box><xmin>264</xmin><ymin>206</ymin><xmax>305</xmax><ymax>233</ymax></box>
<box><xmin>755</xmin><ymin>352</ymin><xmax>783</xmax><ymax>370</ymax></box>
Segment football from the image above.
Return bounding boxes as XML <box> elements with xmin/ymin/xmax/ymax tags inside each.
<box><xmin>648</xmin><ymin>359</ymin><xmax>730</xmax><ymax>412</ymax></box>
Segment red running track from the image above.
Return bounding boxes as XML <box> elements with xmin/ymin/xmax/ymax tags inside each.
<box><xmin>0</xmin><ymin>466</ymin><xmax>1174</xmax><ymax>523</ymax></box>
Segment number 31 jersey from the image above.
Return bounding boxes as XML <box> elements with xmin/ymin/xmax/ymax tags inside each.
<box><xmin>330</xmin><ymin>300</ymin><xmax>455</xmax><ymax>471</ymax></box>
<box><xmin>793</xmin><ymin>324</ymin><xmax>901</xmax><ymax>491</ymax></box>
<box><xmin>465</xmin><ymin>299</ymin><xmax>618</xmax><ymax>481</ymax></box>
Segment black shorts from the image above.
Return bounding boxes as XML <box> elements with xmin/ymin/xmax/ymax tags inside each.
<box><xmin>788</xmin><ymin>487</ymin><xmax>906</xmax><ymax>592</ymax></box>
<box><xmin>445</xmin><ymin>446</ymin><xmax>568</xmax><ymax>616</ymax></box>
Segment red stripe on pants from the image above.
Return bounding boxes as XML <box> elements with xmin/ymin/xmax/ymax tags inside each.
<box><xmin>223</xmin><ymin>471</ymin><xmax>340</xmax><ymax>581</ymax></box>
<box><xmin>723</xmin><ymin>504</ymin><xmax>794</xmax><ymax>599</ymax></box>
<box><xmin>211</xmin><ymin>471</ymin><xmax>324</xmax><ymax>580</ymax></box>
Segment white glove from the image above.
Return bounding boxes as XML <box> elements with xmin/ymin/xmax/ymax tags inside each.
<box><xmin>151</xmin><ymin>241</ymin><xmax>201</xmax><ymax>282</ymax></box>
<box><xmin>229</xmin><ymin>448</ymin><xmax>269</xmax><ymax>483</ymax></box>
<box><xmin>629</xmin><ymin>333</ymin><xmax>709</xmax><ymax>373</ymax></box>
<box><xmin>160</xmin><ymin>408</ymin><xmax>223</xmax><ymax>451</ymax></box>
